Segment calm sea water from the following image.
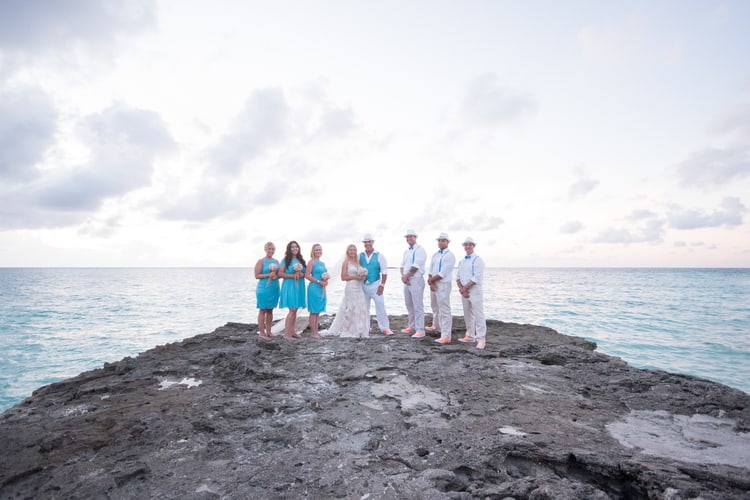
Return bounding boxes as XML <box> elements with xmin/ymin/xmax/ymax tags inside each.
<box><xmin>1</xmin><ymin>267</ymin><xmax>748</xmax><ymax>412</ymax></box>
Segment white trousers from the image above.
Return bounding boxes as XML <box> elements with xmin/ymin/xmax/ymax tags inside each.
<box><xmin>460</xmin><ymin>284</ymin><xmax>486</xmax><ymax>342</ymax></box>
<box><xmin>363</xmin><ymin>280</ymin><xmax>389</xmax><ymax>331</ymax></box>
<box><xmin>430</xmin><ymin>281</ymin><xmax>452</xmax><ymax>338</ymax></box>
<box><xmin>403</xmin><ymin>275</ymin><xmax>425</xmax><ymax>332</ymax></box>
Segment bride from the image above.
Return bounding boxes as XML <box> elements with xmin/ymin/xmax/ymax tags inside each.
<box><xmin>324</xmin><ymin>244</ymin><xmax>370</xmax><ymax>338</ymax></box>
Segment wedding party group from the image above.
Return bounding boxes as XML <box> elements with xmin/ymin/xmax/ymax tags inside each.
<box><xmin>253</xmin><ymin>230</ymin><xmax>487</xmax><ymax>349</ymax></box>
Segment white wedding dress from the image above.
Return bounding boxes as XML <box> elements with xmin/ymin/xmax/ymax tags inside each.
<box><xmin>325</xmin><ymin>263</ymin><xmax>369</xmax><ymax>338</ymax></box>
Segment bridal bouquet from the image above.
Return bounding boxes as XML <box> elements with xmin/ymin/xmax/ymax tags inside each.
<box><xmin>357</xmin><ymin>267</ymin><xmax>368</xmax><ymax>278</ymax></box>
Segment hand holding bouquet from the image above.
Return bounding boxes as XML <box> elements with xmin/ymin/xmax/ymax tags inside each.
<box><xmin>266</xmin><ymin>263</ymin><xmax>278</xmax><ymax>286</ymax></box>
<box><xmin>357</xmin><ymin>267</ymin><xmax>368</xmax><ymax>280</ymax></box>
<box><xmin>293</xmin><ymin>262</ymin><xmax>302</xmax><ymax>279</ymax></box>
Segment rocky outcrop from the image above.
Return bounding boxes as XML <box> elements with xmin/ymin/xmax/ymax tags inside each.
<box><xmin>1</xmin><ymin>316</ymin><xmax>749</xmax><ymax>499</ymax></box>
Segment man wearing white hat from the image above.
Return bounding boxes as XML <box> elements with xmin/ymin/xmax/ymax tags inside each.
<box><xmin>456</xmin><ymin>237</ymin><xmax>487</xmax><ymax>349</ymax></box>
<box><xmin>400</xmin><ymin>229</ymin><xmax>427</xmax><ymax>338</ymax></box>
<box><xmin>360</xmin><ymin>233</ymin><xmax>392</xmax><ymax>335</ymax></box>
<box><xmin>427</xmin><ymin>233</ymin><xmax>456</xmax><ymax>344</ymax></box>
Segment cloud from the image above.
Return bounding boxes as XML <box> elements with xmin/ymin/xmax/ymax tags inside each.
<box><xmin>0</xmin><ymin>0</ymin><xmax>156</xmax><ymax>55</ymax></box>
<box><xmin>675</xmin><ymin>145</ymin><xmax>750</xmax><ymax>188</ymax></box>
<box><xmin>593</xmin><ymin>218</ymin><xmax>665</xmax><ymax>244</ymax></box>
<box><xmin>626</xmin><ymin>209</ymin><xmax>657</xmax><ymax>221</ymax></box>
<box><xmin>0</xmin><ymin>86</ymin><xmax>57</xmax><ymax>182</ymax></box>
<box><xmin>460</xmin><ymin>73</ymin><xmax>536</xmax><ymax>127</ymax></box>
<box><xmin>78</xmin><ymin>215</ymin><xmax>122</xmax><ymax>238</ymax></box>
<box><xmin>158</xmin><ymin>183</ymin><xmax>247</xmax><ymax>222</ymax></box>
<box><xmin>157</xmin><ymin>155</ymin><xmax>318</xmax><ymax>223</ymax></box>
<box><xmin>440</xmin><ymin>214</ymin><xmax>504</xmax><ymax>234</ymax></box>
<box><xmin>405</xmin><ymin>199</ymin><xmax>504</xmax><ymax>235</ymax></box>
<box><xmin>161</xmin><ymin>83</ymin><xmax>356</xmax><ymax>224</ymax></box>
<box><xmin>206</xmin><ymin>88</ymin><xmax>292</xmax><ymax>176</ymax></box>
<box><xmin>668</xmin><ymin>197</ymin><xmax>746</xmax><ymax>230</ymax></box>
<box><xmin>316</xmin><ymin>105</ymin><xmax>357</xmax><ymax>138</ymax></box>
<box><xmin>560</xmin><ymin>220</ymin><xmax>584</xmax><ymax>234</ymax></box>
<box><xmin>568</xmin><ymin>170</ymin><xmax>599</xmax><ymax>200</ymax></box>
<box><xmin>36</xmin><ymin>104</ymin><xmax>174</xmax><ymax>210</ymax></box>
<box><xmin>0</xmin><ymin>103</ymin><xmax>174</xmax><ymax>228</ymax></box>
<box><xmin>299</xmin><ymin>220</ymin><xmax>367</xmax><ymax>243</ymax></box>
<box><xmin>577</xmin><ymin>16</ymin><xmax>645</xmax><ymax>63</ymax></box>
<box><xmin>675</xmin><ymin>103</ymin><xmax>750</xmax><ymax>189</ymax></box>
<box><xmin>568</xmin><ymin>178</ymin><xmax>599</xmax><ymax>200</ymax></box>
<box><xmin>711</xmin><ymin>102</ymin><xmax>750</xmax><ymax>143</ymax></box>
<box><xmin>299</xmin><ymin>79</ymin><xmax>359</xmax><ymax>139</ymax></box>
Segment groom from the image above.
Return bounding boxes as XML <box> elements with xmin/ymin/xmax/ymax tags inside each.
<box><xmin>360</xmin><ymin>234</ymin><xmax>393</xmax><ymax>335</ymax></box>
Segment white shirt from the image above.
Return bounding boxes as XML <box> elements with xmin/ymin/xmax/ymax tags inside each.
<box><xmin>401</xmin><ymin>243</ymin><xmax>427</xmax><ymax>277</ymax></box>
<box><xmin>456</xmin><ymin>253</ymin><xmax>484</xmax><ymax>286</ymax></box>
<box><xmin>429</xmin><ymin>248</ymin><xmax>455</xmax><ymax>282</ymax></box>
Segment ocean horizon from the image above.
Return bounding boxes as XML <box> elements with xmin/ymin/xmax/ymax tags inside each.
<box><xmin>1</xmin><ymin>267</ymin><xmax>748</xmax><ymax>412</ymax></box>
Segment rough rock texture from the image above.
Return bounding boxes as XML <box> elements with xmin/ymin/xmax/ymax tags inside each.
<box><xmin>1</xmin><ymin>316</ymin><xmax>749</xmax><ymax>499</ymax></box>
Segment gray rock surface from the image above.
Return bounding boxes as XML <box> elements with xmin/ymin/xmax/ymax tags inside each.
<box><xmin>1</xmin><ymin>316</ymin><xmax>749</xmax><ymax>499</ymax></box>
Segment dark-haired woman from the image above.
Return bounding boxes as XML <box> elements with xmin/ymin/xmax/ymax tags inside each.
<box><xmin>278</xmin><ymin>240</ymin><xmax>307</xmax><ymax>340</ymax></box>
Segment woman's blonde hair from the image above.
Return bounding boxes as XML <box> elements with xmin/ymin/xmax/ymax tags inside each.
<box><xmin>346</xmin><ymin>244</ymin><xmax>358</xmax><ymax>260</ymax></box>
<box><xmin>310</xmin><ymin>243</ymin><xmax>322</xmax><ymax>259</ymax></box>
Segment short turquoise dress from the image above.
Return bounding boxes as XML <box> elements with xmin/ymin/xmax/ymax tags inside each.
<box><xmin>255</xmin><ymin>258</ymin><xmax>280</xmax><ymax>309</ymax></box>
<box><xmin>279</xmin><ymin>258</ymin><xmax>306</xmax><ymax>309</ymax></box>
<box><xmin>307</xmin><ymin>259</ymin><xmax>328</xmax><ymax>314</ymax></box>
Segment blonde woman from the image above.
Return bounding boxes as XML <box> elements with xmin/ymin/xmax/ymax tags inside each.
<box><xmin>254</xmin><ymin>241</ymin><xmax>280</xmax><ymax>341</ymax></box>
<box><xmin>325</xmin><ymin>244</ymin><xmax>370</xmax><ymax>338</ymax></box>
<box><xmin>305</xmin><ymin>243</ymin><xmax>329</xmax><ymax>339</ymax></box>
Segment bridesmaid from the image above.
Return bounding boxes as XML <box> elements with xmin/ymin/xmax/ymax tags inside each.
<box><xmin>305</xmin><ymin>243</ymin><xmax>329</xmax><ymax>339</ymax></box>
<box><xmin>254</xmin><ymin>241</ymin><xmax>280</xmax><ymax>341</ymax></box>
<box><xmin>278</xmin><ymin>240</ymin><xmax>307</xmax><ymax>340</ymax></box>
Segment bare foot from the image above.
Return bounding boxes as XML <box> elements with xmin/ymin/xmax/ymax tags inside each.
<box><xmin>259</xmin><ymin>334</ymin><xmax>272</xmax><ymax>342</ymax></box>
<box><xmin>283</xmin><ymin>334</ymin><xmax>295</xmax><ymax>341</ymax></box>
<box><xmin>310</xmin><ymin>332</ymin><xmax>323</xmax><ymax>340</ymax></box>
<box><xmin>291</xmin><ymin>333</ymin><xmax>301</xmax><ymax>338</ymax></box>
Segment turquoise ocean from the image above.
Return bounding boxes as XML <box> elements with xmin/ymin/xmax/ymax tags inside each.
<box><xmin>1</xmin><ymin>267</ymin><xmax>748</xmax><ymax>412</ymax></box>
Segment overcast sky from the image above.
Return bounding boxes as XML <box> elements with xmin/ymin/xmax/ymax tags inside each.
<box><xmin>1</xmin><ymin>0</ymin><xmax>749</xmax><ymax>267</ymax></box>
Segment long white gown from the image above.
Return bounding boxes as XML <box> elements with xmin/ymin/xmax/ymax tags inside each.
<box><xmin>325</xmin><ymin>263</ymin><xmax>369</xmax><ymax>338</ymax></box>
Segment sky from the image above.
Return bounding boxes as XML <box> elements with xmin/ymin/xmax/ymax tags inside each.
<box><xmin>1</xmin><ymin>0</ymin><xmax>749</xmax><ymax>268</ymax></box>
